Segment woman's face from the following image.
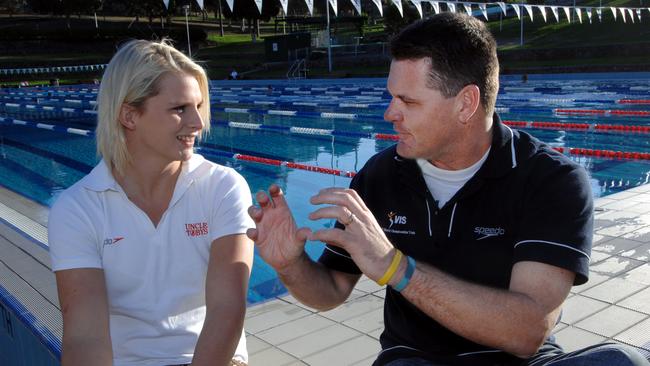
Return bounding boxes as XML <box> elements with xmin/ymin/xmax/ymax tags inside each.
<box><xmin>124</xmin><ymin>72</ymin><xmax>204</xmax><ymax>167</ymax></box>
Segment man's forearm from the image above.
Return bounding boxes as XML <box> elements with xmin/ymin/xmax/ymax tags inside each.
<box><xmin>278</xmin><ymin>251</ymin><xmax>357</xmax><ymax>311</ymax></box>
<box><xmin>401</xmin><ymin>262</ymin><xmax>563</xmax><ymax>358</ymax></box>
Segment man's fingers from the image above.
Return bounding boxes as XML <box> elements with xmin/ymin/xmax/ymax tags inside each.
<box><xmin>255</xmin><ymin>190</ymin><xmax>271</xmax><ymax>207</ymax></box>
<box><xmin>246</xmin><ymin>228</ymin><xmax>258</xmax><ymax>241</ymax></box>
<box><xmin>248</xmin><ymin>205</ymin><xmax>263</xmax><ymax>222</ymax></box>
<box><xmin>309</xmin><ymin>228</ymin><xmax>348</xmax><ymax>249</ymax></box>
<box><xmin>296</xmin><ymin>227</ymin><xmax>313</xmax><ymax>243</ymax></box>
<box><xmin>269</xmin><ymin>184</ymin><xmax>283</xmax><ymax>197</ymax></box>
<box><xmin>309</xmin><ymin>206</ymin><xmax>352</xmax><ymax>224</ymax></box>
<box><xmin>310</xmin><ymin>188</ymin><xmax>365</xmax><ymax>212</ymax></box>
<box><xmin>268</xmin><ymin>184</ymin><xmax>290</xmax><ymax>208</ymax></box>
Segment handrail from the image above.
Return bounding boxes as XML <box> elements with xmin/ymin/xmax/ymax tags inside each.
<box><xmin>286</xmin><ymin>59</ymin><xmax>307</xmax><ymax>79</ymax></box>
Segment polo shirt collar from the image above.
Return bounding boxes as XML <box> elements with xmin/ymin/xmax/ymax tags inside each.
<box><xmin>478</xmin><ymin>113</ymin><xmax>518</xmax><ymax>179</ymax></box>
<box><xmin>81</xmin><ymin>154</ymin><xmax>209</xmax><ymax>192</ymax></box>
<box><xmin>81</xmin><ymin>159</ymin><xmax>119</xmax><ymax>192</ymax></box>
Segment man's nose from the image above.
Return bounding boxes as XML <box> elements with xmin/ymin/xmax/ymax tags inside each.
<box><xmin>384</xmin><ymin>99</ymin><xmax>401</xmax><ymax>123</ymax></box>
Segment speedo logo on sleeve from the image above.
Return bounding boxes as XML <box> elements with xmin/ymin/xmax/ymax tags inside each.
<box><xmin>474</xmin><ymin>227</ymin><xmax>505</xmax><ymax>240</ymax></box>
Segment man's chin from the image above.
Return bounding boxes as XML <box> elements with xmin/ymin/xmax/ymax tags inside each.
<box><xmin>396</xmin><ymin>144</ymin><xmax>415</xmax><ymax>160</ymax></box>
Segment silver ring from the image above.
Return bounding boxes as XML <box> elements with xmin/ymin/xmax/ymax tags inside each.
<box><xmin>343</xmin><ymin>211</ymin><xmax>356</xmax><ymax>226</ymax></box>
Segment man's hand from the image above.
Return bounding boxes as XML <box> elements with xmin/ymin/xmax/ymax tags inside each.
<box><xmin>247</xmin><ymin>184</ymin><xmax>312</xmax><ymax>273</ymax></box>
<box><xmin>308</xmin><ymin>187</ymin><xmax>400</xmax><ymax>283</ymax></box>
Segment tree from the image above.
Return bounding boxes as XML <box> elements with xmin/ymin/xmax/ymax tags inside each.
<box><xmin>0</xmin><ymin>0</ymin><xmax>26</xmax><ymax>17</ymax></box>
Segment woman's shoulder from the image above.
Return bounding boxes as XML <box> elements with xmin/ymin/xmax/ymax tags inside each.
<box><xmin>190</xmin><ymin>154</ymin><xmax>249</xmax><ymax>189</ymax></box>
<box><xmin>51</xmin><ymin>162</ymin><xmax>111</xmax><ymax>211</ymax></box>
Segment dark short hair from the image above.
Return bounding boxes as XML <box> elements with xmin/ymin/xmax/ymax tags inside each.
<box><xmin>390</xmin><ymin>12</ymin><xmax>499</xmax><ymax>114</ymax></box>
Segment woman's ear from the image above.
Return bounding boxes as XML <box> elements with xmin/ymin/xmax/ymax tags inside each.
<box><xmin>455</xmin><ymin>84</ymin><xmax>481</xmax><ymax>124</ymax></box>
<box><xmin>119</xmin><ymin>104</ymin><xmax>137</xmax><ymax>130</ymax></box>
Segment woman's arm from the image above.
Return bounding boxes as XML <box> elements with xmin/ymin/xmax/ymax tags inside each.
<box><xmin>191</xmin><ymin>233</ymin><xmax>254</xmax><ymax>366</ymax></box>
<box><xmin>55</xmin><ymin>268</ymin><xmax>112</xmax><ymax>366</ymax></box>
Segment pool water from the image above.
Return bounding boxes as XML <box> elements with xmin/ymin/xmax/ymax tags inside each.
<box><xmin>1</xmin><ymin>75</ymin><xmax>649</xmax><ymax>303</ymax></box>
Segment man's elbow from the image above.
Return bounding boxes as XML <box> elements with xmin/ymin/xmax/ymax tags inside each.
<box><xmin>510</xmin><ymin>320</ymin><xmax>554</xmax><ymax>359</ymax></box>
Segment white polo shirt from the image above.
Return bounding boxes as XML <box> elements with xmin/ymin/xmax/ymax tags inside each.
<box><xmin>48</xmin><ymin>154</ymin><xmax>253</xmax><ymax>366</ymax></box>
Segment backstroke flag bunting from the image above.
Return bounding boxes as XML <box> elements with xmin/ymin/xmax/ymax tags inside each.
<box><xmin>371</xmin><ymin>0</ymin><xmax>383</xmax><ymax>15</ymax></box>
<box><xmin>411</xmin><ymin>0</ymin><xmax>424</xmax><ymax>18</ymax></box>
<box><xmin>539</xmin><ymin>5</ymin><xmax>547</xmax><ymax>22</ymax></box>
<box><xmin>479</xmin><ymin>3</ymin><xmax>487</xmax><ymax>20</ymax></box>
<box><xmin>497</xmin><ymin>2</ymin><xmax>506</xmax><ymax>16</ymax></box>
<box><xmin>511</xmin><ymin>3</ymin><xmax>520</xmax><ymax>19</ymax></box>
<box><xmin>551</xmin><ymin>6</ymin><xmax>559</xmax><ymax>22</ymax></box>
<box><xmin>164</xmin><ymin>0</ymin><xmax>650</xmax><ymax>22</ymax></box>
<box><xmin>562</xmin><ymin>6</ymin><xmax>571</xmax><ymax>22</ymax></box>
<box><xmin>620</xmin><ymin>7</ymin><xmax>626</xmax><ymax>22</ymax></box>
<box><xmin>463</xmin><ymin>3</ymin><xmax>472</xmax><ymax>16</ymax></box>
<box><xmin>431</xmin><ymin>1</ymin><xmax>440</xmax><ymax>14</ymax></box>
<box><xmin>391</xmin><ymin>0</ymin><xmax>403</xmax><ymax>17</ymax></box>
<box><xmin>279</xmin><ymin>0</ymin><xmax>288</xmax><ymax>14</ymax></box>
<box><xmin>304</xmin><ymin>0</ymin><xmax>314</xmax><ymax>15</ymax></box>
<box><xmin>524</xmin><ymin>4</ymin><xmax>533</xmax><ymax>21</ymax></box>
<box><xmin>350</xmin><ymin>0</ymin><xmax>362</xmax><ymax>16</ymax></box>
<box><xmin>329</xmin><ymin>0</ymin><xmax>338</xmax><ymax>16</ymax></box>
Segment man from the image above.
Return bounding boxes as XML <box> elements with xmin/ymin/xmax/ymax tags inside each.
<box><xmin>247</xmin><ymin>13</ymin><xmax>649</xmax><ymax>366</ymax></box>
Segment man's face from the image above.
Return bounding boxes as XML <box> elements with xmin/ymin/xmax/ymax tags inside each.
<box><xmin>384</xmin><ymin>58</ymin><xmax>460</xmax><ymax>167</ymax></box>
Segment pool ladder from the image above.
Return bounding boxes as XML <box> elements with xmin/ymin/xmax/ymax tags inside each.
<box><xmin>287</xmin><ymin>58</ymin><xmax>307</xmax><ymax>79</ymax></box>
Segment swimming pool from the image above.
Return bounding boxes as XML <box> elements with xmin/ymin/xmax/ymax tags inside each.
<box><xmin>1</xmin><ymin>74</ymin><xmax>650</xmax><ymax>304</ymax></box>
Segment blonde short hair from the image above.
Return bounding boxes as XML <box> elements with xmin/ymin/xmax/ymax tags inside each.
<box><xmin>96</xmin><ymin>39</ymin><xmax>210</xmax><ymax>176</ymax></box>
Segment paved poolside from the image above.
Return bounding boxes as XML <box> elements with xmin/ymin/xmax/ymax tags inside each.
<box><xmin>0</xmin><ymin>183</ymin><xmax>649</xmax><ymax>365</ymax></box>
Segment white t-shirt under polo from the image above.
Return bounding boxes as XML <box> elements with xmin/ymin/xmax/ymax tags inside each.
<box><xmin>416</xmin><ymin>149</ymin><xmax>490</xmax><ymax>209</ymax></box>
<box><xmin>48</xmin><ymin>154</ymin><xmax>253</xmax><ymax>366</ymax></box>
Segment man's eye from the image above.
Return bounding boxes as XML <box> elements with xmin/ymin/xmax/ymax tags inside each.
<box><xmin>175</xmin><ymin>106</ymin><xmax>185</xmax><ymax>113</ymax></box>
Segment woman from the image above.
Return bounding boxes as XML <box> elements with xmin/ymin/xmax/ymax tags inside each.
<box><xmin>48</xmin><ymin>39</ymin><xmax>254</xmax><ymax>366</ymax></box>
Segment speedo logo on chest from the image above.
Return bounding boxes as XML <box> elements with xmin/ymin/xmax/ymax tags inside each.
<box><xmin>474</xmin><ymin>227</ymin><xmax>505</xmax><ymax>240</ymax></box>
<box><xmin>185</xmin><ymin>222</ymin><xmax>209</xmax><ymax>237</ymax></box>
<box><xmin>388</xmin><ymin>211</ymin><xmax>407</xmax><ymax>228</ymax></box>
<box><xmin>103</xmin><ymin>237</ymin><xmax>124</xmax><ymax>246</ymax></box>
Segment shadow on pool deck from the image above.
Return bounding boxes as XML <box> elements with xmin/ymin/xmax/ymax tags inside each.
<box><xmin>0</xmin><ymin>184</ymin><xmax>649</xmax><ymax>365</ymax></box>
<box><xmin>243</xmin><ymin>184</ymin><xmax>650</xmax><ymax>365</ymax></box>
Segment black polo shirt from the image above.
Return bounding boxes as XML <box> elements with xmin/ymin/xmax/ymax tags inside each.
<box><xmin>318</xmin><ymin>114</ymin><xmax>593</xmax><ymax>364</ymax></box>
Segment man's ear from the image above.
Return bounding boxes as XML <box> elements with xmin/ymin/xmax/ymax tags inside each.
<box><xmin>119</xmin><ymin>104</ymin><xmax>138</xmax><ymax>130</ymax></box>
<box><xmin>455</xmin><ymin>84</ymin><xmax>481</xmax><ymax>124</ymax></box>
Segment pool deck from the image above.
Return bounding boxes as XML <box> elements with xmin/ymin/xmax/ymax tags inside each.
<box><xmin>1</xmin><ymin>184</ymin><xmax>649</xmax><ymax>365</ymax></box>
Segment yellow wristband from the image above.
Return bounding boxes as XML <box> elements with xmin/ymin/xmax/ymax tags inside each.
<box><xmin>377</xmin><ymin>249</ymin><xmax>403</xmax><ymax>286</ymax></box>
